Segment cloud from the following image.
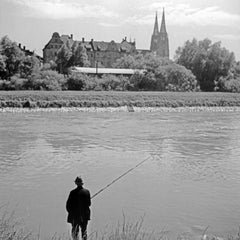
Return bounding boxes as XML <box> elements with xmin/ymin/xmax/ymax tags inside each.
<box><xmin>127</xmin><ymin>2</ymin><xmax>240</xmax><ymax>28</ymax></box>
<box><xmin>213</xmin><ymin>34</ymin><xmax>240</xmax><ymax>40</ymax></box>
<box><xmin>12</xmin><ymin>0</ymin><xmax>118</xmax><ymax>19</ymax></box>
<box><xmin>99</xmin><ymin>22</ymin><xmax>122</xmax><ymax>27</ymax></box>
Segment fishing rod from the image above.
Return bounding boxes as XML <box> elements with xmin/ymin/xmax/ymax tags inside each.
<box><xmin>91</xmin><ymin>155</ymin><xmax>153</xmax><ymax>199</ymax></box>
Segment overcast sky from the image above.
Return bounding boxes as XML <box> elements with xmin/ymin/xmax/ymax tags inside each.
<box><xmin>0</xmin><ymin>0</ymin><xmax>240</xmax><ymax>60</ymax></box>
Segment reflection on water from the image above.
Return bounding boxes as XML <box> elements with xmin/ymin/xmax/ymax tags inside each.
<box><xmin>0</xmin><ymin>111</ymin><xmax>240</xmax><ymax>238</ymax></box>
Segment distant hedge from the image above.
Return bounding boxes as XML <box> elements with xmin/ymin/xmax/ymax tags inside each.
<box><xmin>0</xmin><ymin>91</ymin><xmax>239</xmax><ymax>108</ymax></box>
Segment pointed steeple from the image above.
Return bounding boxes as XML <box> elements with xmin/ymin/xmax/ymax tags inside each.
<box><xmin>160</xmin><ymin>8</ymin><xmax>167</xmax><ymax>33</ymax></box>
<box><xmin>153</xmin><ymin>11</ymin><xmax>159</xmax><ymax>35</ymax></box>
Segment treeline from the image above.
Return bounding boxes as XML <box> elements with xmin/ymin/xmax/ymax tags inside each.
<box><xmin>0</xmin><ymin>35</ymin><xmax>239</xmax><ymax>92</ymax></box>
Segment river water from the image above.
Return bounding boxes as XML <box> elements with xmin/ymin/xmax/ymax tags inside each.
<box><xmin>0</xmin><ymin>110</ymin><xmax>240</xmax><ymax>239</ymax></box>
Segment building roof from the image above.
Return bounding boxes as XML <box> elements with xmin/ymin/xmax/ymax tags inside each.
<box><xmin>60</xmin><ymin>35</ymin><xmax>74</xmax><ymax>45</ymax></box>
<box><xmin>43</xmin><ymin>32</ymin><xmax>136</xmax><ymax>54</ymax></box>
<box><xmin>72</xmin><ymin>67</ymin><xmax>145</xmax><ymax>75</ymax></box>
<box><xmin>91</xmin><ymin>39</ymin><xmax>135</xmax><ymax>53</ymax></box>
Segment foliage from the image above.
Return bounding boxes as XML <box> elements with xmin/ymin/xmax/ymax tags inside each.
<box><xmin>160</xmin><ymin>64</ymin><xmax>198</xmax><ymax>92</ymax></box>
<box><xmin>69</xmin><ymin>43</ymin><xmax>90</xmax><ymax>67</ymax></box>
<box><xmin>130</xmin><ymin>71</ymin><xmax>156</xmax><ymax>90</ymax></box>
<box><xmin>175</xmin><ymin>38</ymin><xmax>235</xmax><ymax>91</ymax></box>
<box><xmin>0</xmin><ymin>36</ymin><xmax>25</xmax><ymax>79</ymax></box>
<box><xmin>114</xmin><ymin>53</ymin><xmax>195</xmax><ymax>91</ymax></box>
<box><xmin>56</xmin><ymin>42</ymin><xmax>90</xmax><ymax>74</ymax></box>
<box><xmin>144</xmin><ymin>53</ymin><xmax>172</xmax><ymax>71</ymax></box>
<box><xmin>114</xmin><ymin>53</ymin><xmax>172</xmax><ymax>70</ymax></box>
<box><xmin>1</xmin><ymin>91</ymin><xmax>240</xmax><ymax>108</ymax></box>
<box><xmin>19</xmin><ymin>55</ymin><xmax>40</xmax><ymax>78</ymax></box>
<box><xmin>218</xmin><ymin>62</ymin><xmax>240</xmax><ymax>93</ymax></box>
<box><xmin>0</xmin><ymin>54</ymin><xmax>7</xmax><ymax>78</ymax></box>
<box><xmin>130</xmin><ymin>63</ymin><xmax>198</xmax><ymax>91</ymax></box>
<box><xmin>41</xmin><ymin>60</ymin><xmax>57</xmax><ymax>71</ymax></box>
<box><xmin>97</xmin><ymin>74</ymin><xmax>130</xmax><ymax>91</ymax></box>
<box><xmin>56</xmin><ymin>44</ymin><xmax>72</xmax><ymax>74</ymax></box>
<box><xmin>220</xmin><ymin>77</ymin><xmax>240</xmax><ymax>93</ymax></box>
<box><xmin>67</xmin><ymin>71</ymin><xmax>87</xmax><ymax>90</ymax></box>
<box><xmin>27</xmin><ymin>69</ymin><xmax>66</xmax><ymax>91</ymax></box>
<box><xmin>113</xmin><ymin>54</ymin><xmax>145</xmax><ymax>69</ymax></box>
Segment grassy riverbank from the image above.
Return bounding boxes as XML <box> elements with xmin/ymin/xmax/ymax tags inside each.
<box><xmin>1</xmin><ymin>210</ymin><xmax>239</xmax><ymax>240</ymax></box>
<box><xmin>0</xmin><ymin>91</ymin><xmax>240</xmax><ymax>108</ymax></box>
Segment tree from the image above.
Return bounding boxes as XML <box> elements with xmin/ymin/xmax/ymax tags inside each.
<box><xmin>19</xmin><ymin>55</ymin><xmax>40</xmax><ymax>78</ymax></box>
<box><xmin>28</xmin><ymin>69</ymin><xmax>66</xmax><ymax>90</ymax></box>
<box><xmin>162</xmin><ymin>64</ymin><xmax>198</xmax><ymax>91</ymax></box>
<box><xmin>56</xmin><ymin>44</ymin><xmax>72</xmax><ymax>74</ymax></box>
<box><xmin>70</xmin><ymin>43</ymin><xmax>90</xmax><ymax>67</ymax></box>
<box><xmin>114</xmin><ymin>54</ymin><xmax>145</xmax><ymax>69</ymax></box>
<box><xmin>144</xmin><ymin>53</ymin><xmax>172</xmax><ymax>71</ymax></box>
<box><xmin>218</xmin><ymin>61</ymin><xmax>240</xmax><ymax>92</ymax></box>
<box><xmin>0</xmin><ymin>36</ymin><xmax>25</xmax><ymax>79</ymax></box>
<box><xmin>0</xmin><ymin>54</ymin><xmax>6</xmax><ymax>78</ymax></box>
<box><xmin>114</xmin><ymin>53</ymin><xmax>172</xmax><ymax>71</ymax></box>
<box><xmin>66</xmin><ymin>71</ymin><xmax>87</xmax><ymax>90</ymax></box>
<box><xmin>175</xmin><ymin>38</ymin><xmax>235</xmax><ymax>91</ymax></box>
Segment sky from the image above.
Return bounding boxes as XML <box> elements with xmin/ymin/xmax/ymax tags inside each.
<box><xmin>0</xmin><ymin>0</ymin><xmax>240</xmax><ymax>60</ymax></box>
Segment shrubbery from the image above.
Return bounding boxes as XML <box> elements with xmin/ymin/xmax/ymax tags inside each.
<box><xmin>129</xmin><ymin>63</ymin><xmax>198</xmax><ymax>91</ymax></box>
<box><xmin>175</xmin><ymin>38</ymin><xmax>235</xmax><ymax>91</ymax></box>
<box><xmin>26</xmin><ymin>70</ymin><xmax>66</xmax><ymax>91</ymax></box>
<box><xmin>0</xmin><ymin>35</ymin><xmax>239</xmax><ymax>92</ymax></box>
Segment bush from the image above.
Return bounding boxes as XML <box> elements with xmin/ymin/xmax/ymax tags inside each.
<box><xmin>130</xmin><ymin>71</ymin><xmax>157</xmax><ymax>91</ymax></box>
<box><xmin>220</xmin><ymin>77</ymin><xmax>240</xmax><ymax>93</ymax></box>
<box><xmin>163</xmin><ymin>64</ymin><xmax>198</xmax><ymax>91</ymax></box>
<box><xmin>27</xmin><ymin>70</ymin><xmax>66</xmax><ymax>90</ymax></box>
<box><xmin>66</xmin><ymin>72</ymin><xmax>87</xmax><ymax>90</ymax></box>
<box><xmin>0</xmin><ymin>75</ymin><xmax>28</xmax><ymax>90</ymax></box>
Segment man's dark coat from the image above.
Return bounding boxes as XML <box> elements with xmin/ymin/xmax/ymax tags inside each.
<box><xmin>66</xmin><ymin>186</ymin><xmax>91</xmax><ymax>224</ymax></box>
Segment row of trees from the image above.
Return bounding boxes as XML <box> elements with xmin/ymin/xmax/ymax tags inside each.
<box><xmin>0</xmin><ymin>35</ymin><xmax>239</xmax><ymax>92</ymax></box>
<box><xmin>175</xmin><ymin>38</ymin><xmax>238</xmax><ymax>92</ymax></box>
<box><xmin>56</xmin><ymin>41</ymin><xmax>90</xmax><ymax>74</ymax></box>
<box><xmin>113</xmin><ymin>54</ymin><xmax>198</xmax><ymax>91</ymax></box>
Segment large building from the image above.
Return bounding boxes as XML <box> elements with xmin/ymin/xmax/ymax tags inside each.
<box><xmin>43</xmin><ymin>10</ymin><xmax>169</xmax><ymax>67</ymax></box>
<box><xmin>43</xmin><ymin>33</ymin><xmax>136</xmax><ymax>67</ymax></box>
<box><xmin>150</xmin><ymin>9</ymin><xmax>169</xmax><ymax>58</ymax></box>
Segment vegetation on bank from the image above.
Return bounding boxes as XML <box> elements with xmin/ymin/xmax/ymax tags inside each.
<box><xmin>0</xmin><ymin>91</ymin><xmax>240</xmax><ymax>108</ymax></box>
<box><xmin>0</xmin><ymin>209</ymin><xmax>240</xmax><ymax>240</ymax></box>
<box><xmin>0</xmin><ymin>35</ymin><xmax>240</xmax><ymax>92</ymax></box>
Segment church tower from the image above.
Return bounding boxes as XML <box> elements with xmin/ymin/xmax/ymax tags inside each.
<box><xmin>150</xmin><ymin>12</ymin><xmax>159</xmax><ymax>53</ymax></box>
<box><xmin>150</xmin><ymin>9</ymin><xmax>169</xmax><ymax>58</ymax></box>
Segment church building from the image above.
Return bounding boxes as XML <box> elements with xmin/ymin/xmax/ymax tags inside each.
<box><xmin>150</xmin><ymin>9</ymin><xmax>169</xmax><ymax>58</ymax></box>
<box><xmin>43</xmin><ymin>10</ymin><xmax>170</xmax><ymax>66</ymax></box>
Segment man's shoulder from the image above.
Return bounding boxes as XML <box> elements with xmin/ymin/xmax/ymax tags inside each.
<box><xmin>81</xmin><ymin>188</ymin><xmax>90</xmax><ymax>194</ymax></box>
<box><xmin>70</xmin><ymin>188</ymin><xmax>78</xmax><ymax>194</ymax></box>
<box><xmin>70</xmin><ymin>187</ymin><xmax>90</xmax><ymax>195</ymax></box>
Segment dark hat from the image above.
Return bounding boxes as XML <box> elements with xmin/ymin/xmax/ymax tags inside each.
<box><xmin>75</xmin><ymin>176</ymin><xmax>83</xmax><ymax>184</ymax></box>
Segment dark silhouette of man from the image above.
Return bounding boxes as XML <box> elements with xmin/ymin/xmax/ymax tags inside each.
<box><xmin>66</xmin><ymin>176</ymin><xmax>91</xmax><ymax>240</ymax></box>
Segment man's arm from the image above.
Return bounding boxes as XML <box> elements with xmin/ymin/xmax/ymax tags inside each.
<box><xmin>66</xmin><ymin>191</ymin><xmax>73</xmax><ymax>212</ymax></box>
<box><xmin>85</xmin><ymin>189</ymin><xmax>91</xmax><ymax>207</ymax></box>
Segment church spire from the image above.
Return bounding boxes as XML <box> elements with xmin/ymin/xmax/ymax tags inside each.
<box><xmin>153</xmin><ymin>11</ymin><xmax>159</xmax><ymax>35</ymax></box>
<box><xmin>160</xmin><ymin>8</ymin><xmax>167</xmax><ymax>33</ymax></box>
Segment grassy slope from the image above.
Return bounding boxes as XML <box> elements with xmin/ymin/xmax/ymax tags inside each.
<box><xmin>0</xmin><ymin>91</ymin><xmax>240</xmax><ymax>108</ymax></box>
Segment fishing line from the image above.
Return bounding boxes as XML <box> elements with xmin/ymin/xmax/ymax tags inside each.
<box><xmin>91</xmin><ymin>155</ymin><xmax>153</xmax><ymax>199</ymax></box>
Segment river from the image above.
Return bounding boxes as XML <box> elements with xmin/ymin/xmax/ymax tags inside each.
<box><xmin>0</xmin><ymin>110</ymin><xmax>240</xmax><ymax>239</ymax></box>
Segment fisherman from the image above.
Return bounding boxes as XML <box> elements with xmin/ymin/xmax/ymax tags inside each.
<box><xmin>66</xmin><ymin>176</ymin><xmax>91</xmax><ymax>240</ymax></box>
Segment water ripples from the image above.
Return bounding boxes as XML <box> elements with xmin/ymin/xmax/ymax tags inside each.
<box><xmin>0</xmin><ymin>111</ymin><xmax>240</xmax><ymax>237</ymax></box>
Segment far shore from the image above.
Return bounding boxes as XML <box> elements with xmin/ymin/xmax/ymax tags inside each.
<box><xmin>0</xmin><ymin>91</ymin><xmax>240</xmax><ymax>111</ymax></box>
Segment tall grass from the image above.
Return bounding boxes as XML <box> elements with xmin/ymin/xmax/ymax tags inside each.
<box><xmin>0</xmin><ymin>208</ymin><xmax>34</xmax><ymax>240</ymax></box>
<box><xmin>0</xmin><ymin>208</ymin><xmax>239</xmax><ymax>240</ymax></box>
